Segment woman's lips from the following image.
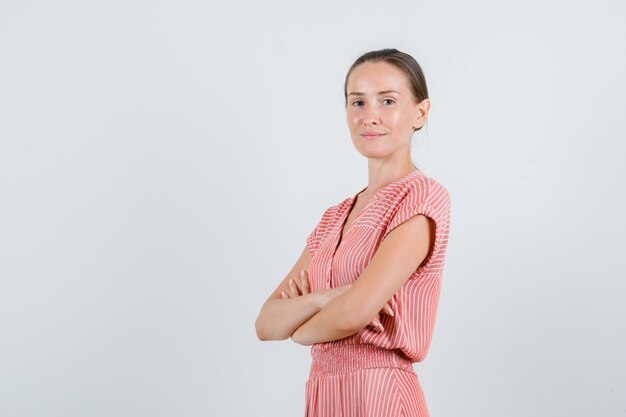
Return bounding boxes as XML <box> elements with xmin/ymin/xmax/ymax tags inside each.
<box><xmin>361</xmin><ymin>133</ymin><xmax>386</xmax><ymax>140</ymax></box>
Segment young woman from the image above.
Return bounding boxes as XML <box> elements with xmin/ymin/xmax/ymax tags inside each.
<box><xmin>256</xmin><ymin>48</ymin><xmax>451</xmax><ymax>417</ymax></box>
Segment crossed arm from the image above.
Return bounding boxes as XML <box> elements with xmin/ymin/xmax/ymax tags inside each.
<box><xmin>255</xmin><ymin>213</ymin><xmax>434</xmax><ymax>345</ymax></box>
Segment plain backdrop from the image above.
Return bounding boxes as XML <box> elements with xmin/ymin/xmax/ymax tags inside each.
<box><xmin>1</xmin><ymin>1</ymin><xmax>625</xmax><ymax>416</ymax></box>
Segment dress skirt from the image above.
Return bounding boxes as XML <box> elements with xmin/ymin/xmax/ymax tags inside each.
<box><xmin>304</xmin><ymin>343</ymin><xmax>430</xmax><ymax>417</ymax></box>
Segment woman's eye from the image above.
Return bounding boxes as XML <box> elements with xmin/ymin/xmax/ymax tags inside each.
<box><xmin>351</xmin><ymin>99</ymin><xmax>394</xmax><ymax>106</ymax></box>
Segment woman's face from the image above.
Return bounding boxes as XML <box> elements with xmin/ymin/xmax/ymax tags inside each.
<box><xmin>345</xmin><ymin>61</ymin><xmax>427</xmax><ymax>161</ymax></box>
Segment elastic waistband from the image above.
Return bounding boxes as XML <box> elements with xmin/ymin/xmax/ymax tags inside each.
<box><xmin>308</xmin><ymin>342</ymin><xmax>415</xmax><ymax>379</ymax></box>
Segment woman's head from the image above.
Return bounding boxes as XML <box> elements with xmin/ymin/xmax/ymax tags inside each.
<box><xmin>344</xmin><ymin>48</ymin><xmax>430</xmax><ymax>165</ymax></box>
<box><xmin>344</xmin><ymin>49</ymin><xmax>429</xmax><ymax>117</ymax></box>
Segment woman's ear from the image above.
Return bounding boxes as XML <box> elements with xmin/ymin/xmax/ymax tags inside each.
<box><xmin>413</xmin><ymin>99</ymin><xmax>430</xmax><ymax>130</ymax></box>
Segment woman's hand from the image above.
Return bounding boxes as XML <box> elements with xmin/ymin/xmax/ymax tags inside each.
<box><xmin>281</xmin><ymin>269</ymin><xmax>312</xmax><ymax>298</ymax></box>
<box><xmin>281</xmin><ymin>270</ymin><xmax>350</xmax><ymax>305</ymax></box>
<box><xmin>282</xmin><ymin>270</ymin><xmax>394</xmax><ymax>332</ymax></box>
<box><xmin>368</xmin><ymin>303</ymin><xmax>395</xmax><ymax>332</ymax></box>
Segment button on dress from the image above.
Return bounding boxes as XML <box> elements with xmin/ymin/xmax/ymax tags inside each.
<box><xmin>303</xmin><ymin>169</ymin><xmax>451</xmax><ymax>417</ymax></box>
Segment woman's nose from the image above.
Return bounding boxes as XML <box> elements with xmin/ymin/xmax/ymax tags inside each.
<box><xmin>364</xmin><ymin>106</ymin><xmax>380</xmax><ymax>124</ymax></box>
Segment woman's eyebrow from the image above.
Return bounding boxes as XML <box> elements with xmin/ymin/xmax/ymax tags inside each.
<box><xmin>348</xmin><ymin>89</ymin><xmax>401</xmax><ymax>96</ymax></box>
<box><xmin>347</xmin><ymin>89</ymin><xmax>401</xmax><ymax>96</ymax></box>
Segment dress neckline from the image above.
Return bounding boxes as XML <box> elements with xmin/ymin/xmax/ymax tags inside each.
<box><xmin>350</xmin><ymin>168</ymin><xmax>423</xmax><ymax>206</ymax></box>
<box><xmin>336</xmin><ymin>168</ymin><xmax>423</xmax><ymax>246</ymax></box>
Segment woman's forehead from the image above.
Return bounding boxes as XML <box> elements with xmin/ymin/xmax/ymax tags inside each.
<box><xmin>347</xmin><ymin>62</ymin><xmax>409</xmax><ymax>94</ymax></box>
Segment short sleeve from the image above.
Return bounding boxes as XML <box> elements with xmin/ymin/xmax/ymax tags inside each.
<box><xmin>381</xmin><ymin>178</ymin><xmax>451</xmax><ymax>272</ymax></box>
<box><xmin>306</xmin><ymin>224</ymin><xmax>320</xmax><ymax>257</ymax></box>
<box><xmin>305</xmin><ymin>205</ymin><xmax>337</xmax><ymax>257</ymax></box>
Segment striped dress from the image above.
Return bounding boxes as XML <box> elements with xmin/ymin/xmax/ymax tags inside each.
<box><xmin>304</xmin><ymin>169</ymin><xmax>451</xmax><ymax>417</ymax></box>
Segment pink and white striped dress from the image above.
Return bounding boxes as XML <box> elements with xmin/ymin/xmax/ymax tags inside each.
<box><xmin>304</xmin><ymin>169</ymin><xmax>451</xmax><ymax>417</ymax></box>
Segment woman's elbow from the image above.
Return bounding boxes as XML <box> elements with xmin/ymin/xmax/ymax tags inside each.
<box><xmin>255</xmin><ymin>316</ymin><xmax>289</xmax><ymax>341</ymax></box>
<box><xmin>255</xmin><ymin>312</ymin><xmax>276</xmax><ymax>341</ymax></box>
<box><xmin>255</xmin><ymin>316</ymin><xmax>267</xmax><ymax>341</ymax></box>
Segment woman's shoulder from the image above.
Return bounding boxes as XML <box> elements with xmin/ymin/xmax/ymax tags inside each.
<box><xmin>411</xmin><ymin>172</ymin><xmax>450</xmax><ymax>201</ymax></box>
<box><xmin>382</xmin><ymin>170</ymin><xmax>450</xmax><ymax>206</ymax></box>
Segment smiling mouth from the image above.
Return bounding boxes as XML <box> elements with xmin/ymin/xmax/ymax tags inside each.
<box><xmin>361</xmin><ymin>133</ymin><xmax>386</xmax><ymax>139</ymax></box>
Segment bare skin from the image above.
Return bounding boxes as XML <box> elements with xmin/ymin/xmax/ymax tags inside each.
<box><xmin>281</xmin><ymin>270</ymin><xmax>394</xmax><ymax>333</ymax></box>
<box><xmin>254</xmin><ymin>246</ymin><xmax>393</xmax><ymax>341</ymax></box>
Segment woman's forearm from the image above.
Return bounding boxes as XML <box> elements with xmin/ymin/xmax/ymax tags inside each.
<box><xmin>256</xmin><ymin>292</ymin><xmax>324</xmax><ymax>341</ymax></box>
<box><xmin>291</xmin><ymin>293</ymin><xmax>359</xmax><ymax>346</ymax></box>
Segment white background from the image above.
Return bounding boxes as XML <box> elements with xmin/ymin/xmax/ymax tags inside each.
<box><xmin>1</xmin><ymin>1</ymin><xmax>625</xmax><ymax>416</ymax></box>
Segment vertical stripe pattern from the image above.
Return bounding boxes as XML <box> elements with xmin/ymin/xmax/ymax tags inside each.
<box><xmin>303</xmin><ymin>169</ymin><xmax>451</xmax><ymax>416</ymax></box>
<box><xmin>305</xmin><ymin>343</ymin><xmax>429</xmax><ymax>417</ymax></box>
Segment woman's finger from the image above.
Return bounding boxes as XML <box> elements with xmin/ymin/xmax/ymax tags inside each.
<box><xmin>289</xmin><ymin>278</ymin><xmax>300</xmax><ymax>297</ymax></box>
<box><xmin>369</xmin><ymin>319</ymin><xmax>384</xmax><ymax>332</ymax></box>
<box><xmin>369</xmin><ymin>313</ymin><xmax>384</xmax><ymax>332</ymax></box>
<box><xmin>300</xmin><ymin>270</ymin><xmax>310</xmax><ymax>294</ymax></box>
<box><xmin>281</xmin><ymin>290</ymin><xmax>289</xmax><ymax>299</ymax></box>
<box><xmin>384</xmin><ymin>302</ymin><xmax>394</xmax><ymax>317</ymax></box>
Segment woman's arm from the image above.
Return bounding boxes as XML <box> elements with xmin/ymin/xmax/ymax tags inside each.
<box><xmin>290</xmin><ymin>290</ymin><xmax>361</xmax><ymax>345</ymax></box>
<box><xmin>256</xmin><ymin>292</ymin><xmax>324</xmax><ymax>341</ymax></box>
<box><xmin>255</xmin><ymin>247</ymin><xmax>324</xmax><ymax>341</ymax></box>
<box><xmin>291</xmin><ymin>214</ymin><xmax>433</xmax><ymax>346</ymax></box>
